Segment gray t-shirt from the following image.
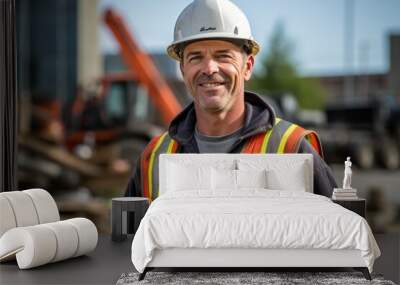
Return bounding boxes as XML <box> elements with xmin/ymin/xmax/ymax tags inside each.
<box><xmin>194</xmin><ymin>126</ymin><xmax>242</xmax><ymax>153</ymax></box>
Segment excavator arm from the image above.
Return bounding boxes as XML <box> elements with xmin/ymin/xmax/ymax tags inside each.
<box><xmin>104</xmin><ymin>8</ymin><xmax>182</xmax><ymax>126</ymax></box>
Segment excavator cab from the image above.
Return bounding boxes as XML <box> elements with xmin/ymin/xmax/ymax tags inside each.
<box><xmin>102</xmin><ymin>75</ymin><xmax>161</xmax><ymax>129</ymax></box>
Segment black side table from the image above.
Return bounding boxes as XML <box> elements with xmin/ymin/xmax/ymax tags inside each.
<box><xmin>111</xmin><ymin>197</ymin><xmax>149</xmax><ymax>242</ymax></box>
<box><xmin>332</xmin><ymin>198</ymin><xmax>366</xmax><ymax>218</ymax></box>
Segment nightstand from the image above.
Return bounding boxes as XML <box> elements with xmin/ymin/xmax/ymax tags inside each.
<box><xmin>111</xmin><ymin>197</ymin><xmax>149</xmax><ymax>242</ymax></box>
<box><xmin>332</xmin><ymin>198</ymin><xmax>366</xmax><ymax>218</ymax></box>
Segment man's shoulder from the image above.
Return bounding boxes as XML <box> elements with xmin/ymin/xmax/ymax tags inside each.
<box><xmin>142</xmin><ymin>131</ymin><xmax>179</xmax><ymax>156</ymax></box>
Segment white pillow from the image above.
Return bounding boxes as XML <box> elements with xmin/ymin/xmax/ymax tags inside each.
<box><xmin>267</xmin><ymin>163</ymin><xmax>307</xmax><ymax>192</ymax></box>
<box><xmin>212</xmin><ymin>168</ymin><xmax>237</xmax><ymax>190</ymax></box>
<box><xmin>237</xmin><ymin>159</ymin><xmax>308</xmax><ymax>192</ymax></box>
<box><xmin>167</xmin><ymin>162</ymin><xmax>212</xmax><ymax>191</ymax></box>
<box><xmin>236</xmin><ymin>169</ymin><xmax>268</xmax><ymax>189</ymax></box>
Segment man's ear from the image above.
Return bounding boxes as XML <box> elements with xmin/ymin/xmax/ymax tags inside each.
<box><xmin>179</xmin><ymin>60</ymin><xmax>184</xmax><ymax>75</ymax></box>
<box><xmin>244</xmin><ymin>55</ymin><xmax>254</xmax><ymax>81</ymax></box>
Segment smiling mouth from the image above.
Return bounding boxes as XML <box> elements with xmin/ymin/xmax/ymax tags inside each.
<box><xmin>198</xmin><ymin>82</ymin><xmax>225</xmax><ymax>88</ymax></box>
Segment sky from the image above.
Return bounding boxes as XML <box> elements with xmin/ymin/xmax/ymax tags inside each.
<box><xmin>99</xmin><ymin>0</ymin><xmax>400</xmax><ymax>76</ymax></box>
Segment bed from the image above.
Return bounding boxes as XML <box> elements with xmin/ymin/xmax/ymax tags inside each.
<box><xmin>131</xmin><ymin>154</ymin><xmax>381</xmax><ymax>280</ymax></box>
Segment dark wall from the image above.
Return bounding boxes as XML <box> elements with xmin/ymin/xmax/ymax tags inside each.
<box><xmin>17</xmin><ymin>0</ymin><xmax>77</xmax><ymax>102</ymax></box>
<box><xmin>0</xmin><ymin>0</ymin><xmax>18</xmax><ymax>191</ymax></box>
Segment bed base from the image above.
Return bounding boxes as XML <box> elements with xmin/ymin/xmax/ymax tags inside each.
<box><xmin>138</xmin><ymin>248</ymin><xmax>372</xmax><ymax>281</ymax></box>
<box><xmin>138</xmin><ymin>267</ymin><xmax>371</xmax><ymax>281</ymax></box>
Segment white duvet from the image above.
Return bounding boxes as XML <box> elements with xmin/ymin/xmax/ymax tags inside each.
<box><xmin>131</xmin><ymin>190</ymin><xmax>380</xmax><ymax>273</ymax></box>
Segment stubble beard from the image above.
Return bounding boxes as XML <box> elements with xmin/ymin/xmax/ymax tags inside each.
<box><xmin>192</xmin><ymin>73</ymin><xmax>236</xmax><ymax>115</ymax></box>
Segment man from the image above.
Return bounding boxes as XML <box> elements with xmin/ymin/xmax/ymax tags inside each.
<box><xmin>125</xmin><ymin>0</ymin><xmax>337</xmax><ymax>200</ymax></box>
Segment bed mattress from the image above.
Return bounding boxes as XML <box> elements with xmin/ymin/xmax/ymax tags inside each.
<box><xmin>131</xmin><ymin>190</ymin><xmax>380</xmax><ymax>273</ymax></box>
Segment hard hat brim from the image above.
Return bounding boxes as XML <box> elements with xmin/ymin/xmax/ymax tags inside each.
<box><xmin>167</xmin><ymin>33</ymin><xmax>260</xmax><ymax>61</ymax></box>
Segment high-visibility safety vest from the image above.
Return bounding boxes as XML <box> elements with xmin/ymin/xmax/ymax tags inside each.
<box><xmin>140</xmin><ymin>118</ymin><xmax>323</xmax><ymax>200</ymax></box>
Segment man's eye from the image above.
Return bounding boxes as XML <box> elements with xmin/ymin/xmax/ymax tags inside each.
<box><xmin>189</xmin><ymin>56</ymin><xmax>201</xmax><ymax>62</ymax></box>
<box><xmin>217</xmin><ymin>54</ymin><xmax>232</xmax><ymax>59</ymax></box>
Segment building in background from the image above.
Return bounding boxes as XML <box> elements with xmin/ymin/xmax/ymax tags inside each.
<box><xmin>17</xmin><ymin>0</ymin><xmax>102</xmax><ymax>104</ymax></box>
<box><xmin>307</xmin><ymin>34</ymin><xmax>400</xmax><ymax>100</ymax></box>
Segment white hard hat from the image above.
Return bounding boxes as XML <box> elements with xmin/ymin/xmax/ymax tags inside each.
<box><xmin>167</xmin><ymin>0</ymin><xmax>260</xmax><ymax>60</ymax></box>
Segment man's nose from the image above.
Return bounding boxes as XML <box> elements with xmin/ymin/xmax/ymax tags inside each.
<box><xmin>201</xmin><ymin>58</ymin><xmax>219</xmax><ymax>75</ymax></box>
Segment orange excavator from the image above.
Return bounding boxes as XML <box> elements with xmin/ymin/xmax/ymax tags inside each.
<box><xmin>17</xmin><ymin>7</ymin><xmax>185</xmax><ymax>226</ymax></box>
<box><xmin>19</xmin><ymin>7</ymin><xmax>186</xmax><ymax>190</ymax></box>
<box><xmin>64</xmin><ymin>8</ymin><xmax>186</xmax><ymax>167</ymax></box>
<box><xmin>104</xmin><ymin>8</ymin><xmax>182</xmax><ymax>124</ymax></box>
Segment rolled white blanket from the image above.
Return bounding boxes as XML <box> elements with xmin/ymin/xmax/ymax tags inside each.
<box><xmin>0</xmin><ymin>196</ymin><xmax>17</xmax><ymax>237</ymax></box>
<box><xmin>0</xmin><ymin>225</ymin><xmax>57</xmax><ymax>268</ymax></box>
<box><xmin>0</xmin><ymin>218</ymin><xmax>98</xmax><ymax>269</ymax></box>
<box><xmin>0</xmin><ymin>191</ymin><xmax>40</xmax><ymax>227</ymax></box>
<box><xmin>23</xmin><ymin>188</ymin><xmax>60</xmax><ymax>224</ymax></box>
<box><xmin>42</xmin><ymin>221</ymin><xmax>79</xmax><ymax>262</ymax></box>
<box><xmin>0</xmin><ymin>189</ymin><xmax>98</xmax><ymax>269</ymax></box>
<box><xmin>0</xmin><ymin>189</ymin><xmax>60</xmax><ymax>238</ymax></box>
<box><xmin>66</xmin><ymin>218</ymin><xmax>98</xmax><ymax>257</ymax></box>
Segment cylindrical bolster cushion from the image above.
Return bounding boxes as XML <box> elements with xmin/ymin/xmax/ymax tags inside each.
<box><xmin>0</xmin><ymin>218</ymin><xmax>98</xmax><ymax>269</ymax></box>
<box><xmin>0</xmin><ymin>226</ymin><xmax>57</xmax><ymax>269</ymax></box>
<box><xmin>23</xmin><ymin>189</ymin><xmax>60</xmax><ymax>224</ymax></box>
<box><xmin>66</xmin><ymin>218</ymin><xmax>98</xmax><ymax>257</ymax></box>
<box><xmin>0</xmin><ymin>191</ymin><xmax>39</xmax><ymax>227</ymax></box>
<box><xmin>0</xmin><ymin>196</ymin><xmax>17</xmax><ymax>237</ymax></box>
<box><xmin>42</xmin><ymin>221</ymin><xmax>79</xmax><ymax>262</ymax></box>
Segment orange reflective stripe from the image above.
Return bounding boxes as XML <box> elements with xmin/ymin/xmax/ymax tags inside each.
<box><xmin>240</xmin><ymin>118</ymin><xmax>323</xmax><ymax>156</ymax></box>
<box><xmin>241</xmin><ymin>137</ymin><xmax>253</xmax><ymax>153</ymax></box>
<box><xmin>241</xmin><ymin>133</ymin><xmax>264</xmax><ymax>153</ymax></box>
<box><xmin>148</xmin><ymin>133</ymin><xmax>168</xmax><ymax>200</ymax></box>
<box><xmin>141</xmin><ymin>132</ymin><xmax>180</xmax><ymax>200</ymax></box>
<box><xmin>171</xmin><ymin>140</ymin><xmax>179</xmax><ymax>153</ymax></box>
<box><xmin>284</xmin><ymin>125</ymin><xmax>306</xmax><ymax>153</ymax></box>
<box><xmin>241</xmin><ymin>136</ymin><xmax>253</xmax><ymax>153</ymax></box>
<box><xmin>141</xmin><ymin>135</ymin><xmax>161</xmax><ymax>198</ymax></box>
<box><xmin>305</xmin><ymin>131</ymin><xmax>324</xmax><ymax>158</ymax></box>
<box><xmin>142</xmin><ymin>122</ymin><xmax>323</xmax><ymax>200</ymax></box>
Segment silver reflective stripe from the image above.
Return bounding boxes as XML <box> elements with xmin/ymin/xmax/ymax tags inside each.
<box><xmin>266</xmin><ymin>119</ymin><xmax>291</xmax><ymax>153</ymax></box>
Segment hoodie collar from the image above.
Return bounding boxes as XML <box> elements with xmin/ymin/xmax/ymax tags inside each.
<box><xmin>168</xmin><ymin>91</ymin><xmax>276</xmax><ymax>145</ymax></box>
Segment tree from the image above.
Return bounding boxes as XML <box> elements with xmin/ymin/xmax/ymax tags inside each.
<box><xmin>250</xmin><ymin>23</ymin><xmax>327</xmax><ymax>110</ymax></box>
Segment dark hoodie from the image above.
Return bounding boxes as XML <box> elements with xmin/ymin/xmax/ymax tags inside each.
<box><xmin>125</xmin><ymin>91</ymin><xmax>337</xmax><ymax>198</ymax></box>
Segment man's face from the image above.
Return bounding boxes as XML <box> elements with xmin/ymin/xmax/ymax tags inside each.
<box><xmin>180</xmin><ymin>40</ymin><xmax>254</xmax><ymax>114</ymax></box>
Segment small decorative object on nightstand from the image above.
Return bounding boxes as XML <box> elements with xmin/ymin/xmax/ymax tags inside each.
<box><xmin>332</xmin><ymin>198</ymin><xmax>366</xmax><ymax>218</ymax></box>
<box><xmin>111</xmin><ymin>197</ymin><xmax>149</xmax><ymax>242</ymax></box>
<box><xmin>332</xmin><ymin>157</ymin><xmax>358</xmax><ymax>200</ymax></box>
<box><xmin>332</xmin><ymin>157</ymin><xmax>365</xmax><ymax>217</ymax></box>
